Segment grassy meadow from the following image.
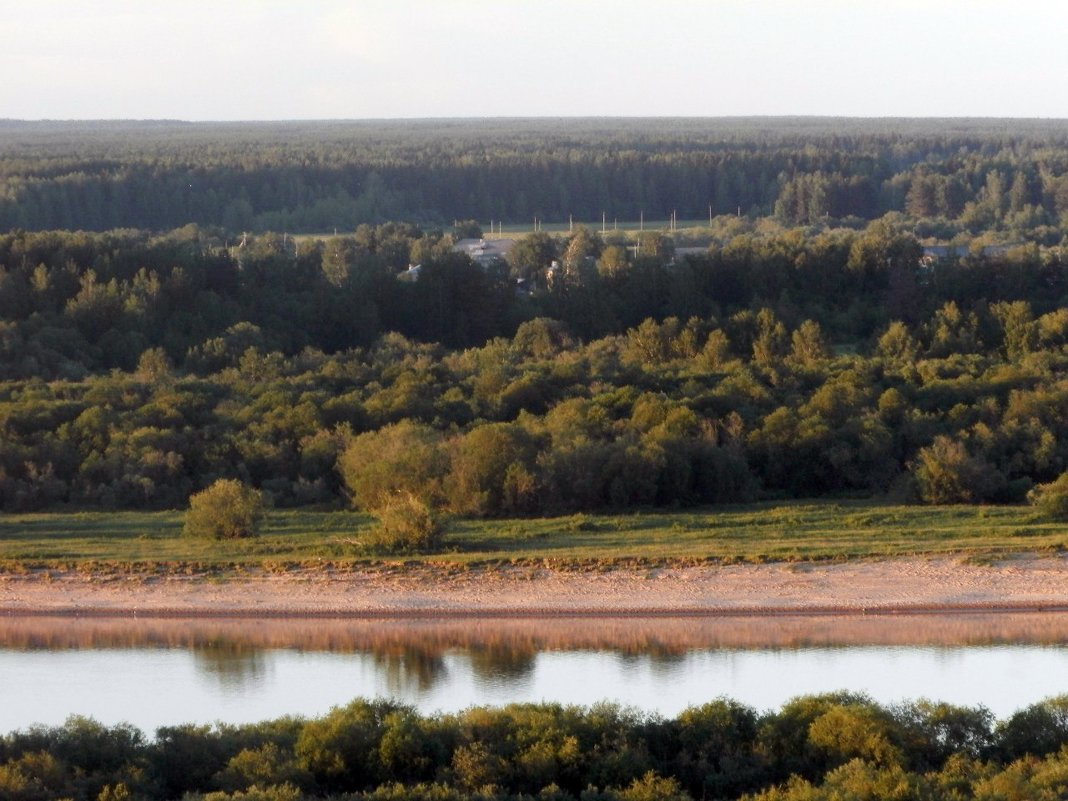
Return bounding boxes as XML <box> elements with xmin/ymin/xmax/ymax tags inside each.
<box><xmin>0</xmin><ymin>501</ymin><xmax>1065</xmax><ymax>572</ymax></box>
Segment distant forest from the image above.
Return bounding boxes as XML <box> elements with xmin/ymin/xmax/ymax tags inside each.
<box><xmin>0</xmin><ymin>119</ymin><xmax>1067</xmax><ymax>516</ymax></box>
<box><xmin>4</xmin><ymin>118</ymin><xmax>1068</xmax><ymax>234</ymax></box>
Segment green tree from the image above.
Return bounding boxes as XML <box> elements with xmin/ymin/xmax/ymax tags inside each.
<box><xmin>927</xmin><ymin>301</ymin><xmax>980</xmax><ymax>357</ymax></box>
<box><xmin>905</xmin><ymin>173</ymin><xmax>940</xmax><ymax>218</ymax></box>
<box><xmin>789</xmin><ymin>320</ymin><xmax>833</xmax><ymax>367</ymax></box>
<box><xmin>846</xmin><ymin>219</ymin><xmax>922</xmax><ymax>293</ymax></box>
<box><xmin>452</xmin><ymin>220</ymin><xmax>483</xmax><ymax>240</ymax></box>
<box><xmin>597</xmin><ymin>244</ymin><xmax>630</xmax><ymax>277</ymax></box>
<box><xmin>336</xmin><ymin>421</ymin><xmax>447</xmax><ymax>511</ymax></box>
<box><xmin>294</xmin><ymin>699</ymin><xmax>402</xmax><ymax>792</ymax></box>
<box><xmin>445</xmin><ymin>423</ymin><xmax>540</xmax><ymax>516</ymax></box>
<box><xmin>561</xmin><ymin>226</ymin><xmax>602</xmax><ymax>285</ymax></box>
<box><xmin>751</xmin><ymin>309</ymin><xmax>789</xmax><ymax>367</ymax></box>
<box><xmin>183</xmin><ymin>479</ymin><xmax>265</xmax><ymax>539</ymax></box>
<box><xmin>697</xmin><ymin>329</ymin><xmax>732</xmax><ymax>369</ymax></box>
<box><xmin>507</xmin><ymin>232</ymin><xmax>557</xmax><ymax>280</ymax></box>
<box><xmin>876</xmin><ymin>321</ymin><xmax>920</xmax><ymax>364</ymax></box>
<box><xmin>635</xmin><ymin>231</ymin><xmax>674</xmax><ymax>262</ymax></box>
<box><xmin>996</xmin><ymin>696</ymin><xmax>1068</xmax><ymax>760</ymax></box>
<box><xmin>321</xmin><ymin>236</ymin><xmax>361</xmax><ymax>286</ymax></box>
<box><xmin>989</xmin><ymin>300</ymin><xmax>1037</xmax><ymax>360</ymax></box>
<box><xmin>1028</xmin><ymin>472</ymin><xmax>1068</xmax><ymax>521</ymax></box>
<box><xmin>911</xmin><ymin>436</ymin><xmax>1005</xmax><ymax>504</ymax></box>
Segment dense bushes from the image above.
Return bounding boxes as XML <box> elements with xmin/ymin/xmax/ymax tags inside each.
<box><xmin>7</xmin><ymin>695</ymin><xmax>1068</xmax><ymax>800</ymax></box>
<box><xmin>364</xmin><ymin>493</ymin><xmax>443</xmax><ymax>554</ymax></box>
<box><xmin>184</xmin><ymin>480</ymin><xmax>266</xmax><ymax>540</ymax></box>
<box><xmin>1028</xmin><ymin>472</ymin><xmax>1068</xmax><ymax>521</ymax></box>
<box><xmin>0</xmin><ymin>223</ymin><xmax>1065</xmax><ymax>515</ymax></box>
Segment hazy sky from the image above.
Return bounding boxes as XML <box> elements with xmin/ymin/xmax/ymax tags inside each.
<box><xmin>5</xmin><ymin>0</ymin><xmax>1068</xmax><ymax>120</ymax></box>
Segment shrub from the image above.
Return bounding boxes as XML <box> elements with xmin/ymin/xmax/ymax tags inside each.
<box><xmin>183</xmin><ymin>479</ymin><xmax>265</xmax><ymax>540</ymax></box>
<box><xmin>1028</xmin><ymin>472</ymin><xmax>1068</xmax><ymax>521</ymax></box>
<box><xmin>336</xmin><ymin>421</ymin><xmax>447</xmax><ymax>511</ymax></box>
<box><xmin>365</xmin><ymin>493</ymin><xmax>443</xmax><ymax>554</ymax></box>
<box><xmin>910</xmin><ymin>436</ymin><xmax>1005</xmax><ymax>504</ymax></box>
<box><xmin>444</xmin><ymin>423</ymin><xmax>540</xmax><ymax>516</ymax></box>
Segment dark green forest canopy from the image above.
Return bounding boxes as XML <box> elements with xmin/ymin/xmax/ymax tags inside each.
<box><xmin>0</xmin><ymin>223</ymin><xmax>1065</xmax><ymax>513</ymax></box>
<box><xmin>1</xmin><ymin>119</ymin><xmax>1067</xmax><ymax>515</ymax></box>
<box><xmin>6</xmin><ymin>117</ymin><xmax>1068</xmax><ymax>232</ymax></box>
<box><xmin>6</xmin><ymin>694</ymin><xmax>1068</xmax><ymax>801</ymax></box>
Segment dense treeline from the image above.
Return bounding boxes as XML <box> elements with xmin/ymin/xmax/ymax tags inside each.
<box><xmin>0</xmin><ymin>223</ymin><xmax>1066</xmax><ymax>513</ymax></box>
<box><xmin>5</xmin><ymin>694</ymin><xmax>1068</xmax><ymax>800</ymax></box>
<box><xmin>7</xmin><ymin>118</ymin><xmax>1068</xmax><ymax>234</ymax></box>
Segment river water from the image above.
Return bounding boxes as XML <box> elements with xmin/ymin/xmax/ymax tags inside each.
<box><xmin>3</xmin><ymin>613</ymin><xmax>1068</xmax><ymax>733</ymax></box>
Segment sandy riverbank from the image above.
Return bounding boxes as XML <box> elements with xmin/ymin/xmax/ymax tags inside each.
<box><xmin>2</xmin><ymin>555</ymin><xmax>1068</xmax><ymax>617</ymax></box>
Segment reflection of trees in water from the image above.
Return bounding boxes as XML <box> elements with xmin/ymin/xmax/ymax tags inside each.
<box><xmin>191</xmin><ymin>640</ymin><xmax>269</xmax><ymax>688</ymax></box>
<box><xmin>468</xmin><ymin>644</ymin><xmax>537</xmax><ymax>682</ymax></box>
<box><xmin>10</xmin><ymin>614</ymin><xmax>1068</xmax><ymax>654</ymax></box>
<box><xmin>373</xmin><ymin>645</ymin><xmax>448</xmax><ymax>696</ymax></box>
<box><xmin>615</xmin><ymin>640</ymin><xmax>687</xmax><ymax>680</ymax></box>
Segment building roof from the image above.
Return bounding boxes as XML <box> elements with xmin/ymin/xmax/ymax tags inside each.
<box><xmin>453</xmin><ymin>238</ymin><xmax>516</xmax><ymax>262</ymax></box>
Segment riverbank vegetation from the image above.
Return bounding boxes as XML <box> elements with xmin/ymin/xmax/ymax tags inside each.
<box><xmin>4</xmin><ymin>693</ymin><xmax>1068</xmax><ymax>800</ymax></box>
<box><xmin>0</xmin><ymin>502</ymin><xmax>1063</xmax><ymax>569</ymax></box>
<box><xmin>1</xmin><ymin>120</ymin><xmax>1068</xmax><ymax>554</ymax></box>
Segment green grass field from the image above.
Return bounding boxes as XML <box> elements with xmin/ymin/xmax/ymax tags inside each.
<box><xmin>0</xmin><ymin>501</ymin><xmax>1065</xmax><ymax>571</ymax></box>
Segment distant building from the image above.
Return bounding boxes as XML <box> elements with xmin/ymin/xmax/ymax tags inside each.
<box><xmin>922</xmin><ymin>243</ymin><xmax>1017</xmax><ymax>262</ymax></box>
<box><xmin>673</xmin><ymin>246</ymin><xmax>707</xmax><ymax>261</ymax></box>
<box><xmin>922</xmin><ymin>245</ymin><xmax>960</xmax><ymax>260</ymax></box>
<box><xmin>919</xmin><ymin>243</ymin><xmax>1019</xmax><ymax>285</ymax></box>
<box><xmin>452</xmin><ymin>238</ymin><xmax>516</xmax><ymax>268</ymax></box>
<box><xmin>398</xmin><ymin>263</ymin><xmax>422</xmax><ymax>282</ymax></box>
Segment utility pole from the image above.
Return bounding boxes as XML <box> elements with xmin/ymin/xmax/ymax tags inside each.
<box><xmin>569</xmin><ymin>214</ymin><xmax>573</xmax><ymax>233</ymax></box>
<box><xmin>640</xmin><ymin>210</ymin><xmax>644</xmax><ymax>232</ymax></box>
<box><xmin>602</xmin><ymin>211</ymin><xmax>606</xmax><ymax>234</ymax></box>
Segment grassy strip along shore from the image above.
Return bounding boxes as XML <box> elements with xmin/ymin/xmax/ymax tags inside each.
<box><xmin>1</xmin><ymin>501</ymin><xmax>1065</xmax><ymax>574</ymax></box>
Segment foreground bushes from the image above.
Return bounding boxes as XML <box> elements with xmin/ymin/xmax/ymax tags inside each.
<box><xmin>6</xmin><ymin>695</ymin><xmax>1068</xmax><ymax>801</ymax></box>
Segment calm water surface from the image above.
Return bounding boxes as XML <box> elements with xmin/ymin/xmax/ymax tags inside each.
<box><xmin>3</xmin><ymin>613</ymin><xmax>1068</xmax><ymax>733</ymax></box>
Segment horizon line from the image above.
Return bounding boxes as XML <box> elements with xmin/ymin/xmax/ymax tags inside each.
<box><xmin>5</xmin><ymin>114</ymin><xmax>1068</xmax><ymax>125</ymax></box>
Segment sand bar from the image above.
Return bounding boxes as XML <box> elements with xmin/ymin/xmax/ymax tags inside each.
<box><xmin>2</xmin><ymin>555</ymin><xmax>1068</xmax><ymax>618</ymax></box>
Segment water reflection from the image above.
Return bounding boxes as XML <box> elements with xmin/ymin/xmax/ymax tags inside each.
<box><xmin>2</xmin><ymin>613</ymin><xmax>1068</xmax><ymax>732</ymax></box>
<box><xmin>5</xmin><ymin>611</ymin><xmax>1068</xmax><ymax>657</ymax></box>
<box><xmin>469</xmin><ymin>643</ymin><xmax>537</xmax><ymax>682</ymax></box>
<box><xmin>2</xmin><ymin>613</ymin><xmax>1068</xmax><ymax>696</ymax></box>
<box><xmin>191</xmin><ymin>640</ymin><xmax>270</xmax><ymax>689</ymax></box>
<box><xmin>373</xmin><ymin>645</ymin><xmax>448</xmax><ymax>695</ymax></box>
